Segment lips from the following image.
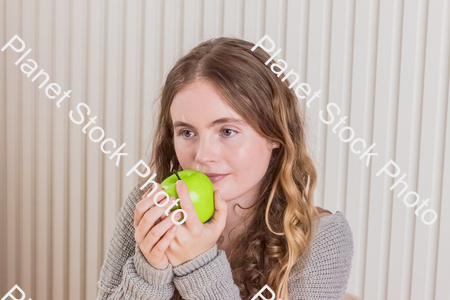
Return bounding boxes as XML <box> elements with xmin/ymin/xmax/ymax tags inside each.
<box><xmin>204</xmin><ymin>173</ymin><xmax>229</xmax><ymax>183</ymax></box>
<box><xmin>204</xmin><ymin>173</ymin><xmax>228</xmax><ymax>177</ymax></box>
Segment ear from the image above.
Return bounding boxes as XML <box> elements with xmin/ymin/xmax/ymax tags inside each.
<box><xmin>267</xmin><ymin>140</ymin><xmax>281</xmax><ymax>150</ymax></box>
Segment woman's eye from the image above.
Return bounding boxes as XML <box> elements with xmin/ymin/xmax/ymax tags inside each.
<box><xmin>179</xmin><ymin>130</ymin><xmax>194</xmax><ymax>138</ymax></box>
<box><xmin>221</xmin><ymin>128</ymin><xmax>237</xmax><ymax>137</ymax></box>
<box><xmin>178</xmin><ymin>129</ymin><xmax>237</xmax><ymax>138</ymax></box>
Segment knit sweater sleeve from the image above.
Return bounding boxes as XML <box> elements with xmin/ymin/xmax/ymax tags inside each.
<box><xmin>169</xmin><ymin>212</ymin><xmax>353</xmax><ymax>300</ymax></box>
<box><xmin>288</xmin><ymin>211</ymin><xmax>354</xmax><ymax>299</ymax></box>
<box><xmin>171</xmin><ymin>244</ymin><xmax>242</xmax><ymax>299</ymax></box>
<box><xmin>96</xmin><ymin>184</ymin><xmax>176</xmax><ymax>300</ymax></box>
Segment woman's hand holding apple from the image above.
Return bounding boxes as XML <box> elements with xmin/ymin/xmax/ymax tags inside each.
<box><xmin>165</xmin><ymin>179</ymin><xmax>228</xmax><ymax>267</ymax></box>
<box><xmin>134</xmin><ymin>183</ymin><xmax>183</xmax><ymax>270</ymax></box>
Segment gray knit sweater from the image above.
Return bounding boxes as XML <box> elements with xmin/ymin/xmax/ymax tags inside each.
<box><xmin>96</xmin><ymin>184</ymin><xmax>354</xmax><ymax>300</ymax></box>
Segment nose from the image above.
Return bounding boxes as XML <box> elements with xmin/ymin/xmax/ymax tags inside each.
<box><xmin>195</xmin><ymin>134</ymin><xmax>219</xmax><ymax>164</ymax></box>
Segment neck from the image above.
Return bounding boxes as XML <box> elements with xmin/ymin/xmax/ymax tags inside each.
<box><xmin>217</xmin><ymin>196</ymin><xmax>256</xmax><ymax>255</ymax></box>
<box><xmin>215</xmin><ymin>182</ymin><xmax>260</xmax><ymax>254</ymax></box>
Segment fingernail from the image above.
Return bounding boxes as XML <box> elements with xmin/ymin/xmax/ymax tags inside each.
<box><xmin>176</xmin><ymin>180</ymin><xmax>183</xmax><ymax>187</ymax></box>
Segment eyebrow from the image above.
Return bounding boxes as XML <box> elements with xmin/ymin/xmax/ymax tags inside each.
<box><xmin>173</xmin><ymin>117</ymin><xmax>245</xmax><ymax>129</ymax></box>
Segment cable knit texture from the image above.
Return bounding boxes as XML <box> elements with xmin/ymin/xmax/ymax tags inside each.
<box><xmin>97</xmin><ymin>184</ymin><xmax>354</xmax><ymax>300</ymax></box>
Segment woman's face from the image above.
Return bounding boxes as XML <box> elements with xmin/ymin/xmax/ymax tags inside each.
<box><xmin>170</xmin><ymin>80</ymin><xmax>280</xmax><ymax>207</ymax></box>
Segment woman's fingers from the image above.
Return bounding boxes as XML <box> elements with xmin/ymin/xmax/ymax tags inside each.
<box><xmin>135</xmin><ymin>204</ymin><xmax>170</xmax><ymax>244</ymax></box>
<box><xmin>150</xmin><ymin>223</ymin><xmax>178</xmax><ymax>258</ymax></box>
<box><xmin>144</xmin><ymin>210</ymin><xmax>179</xmax><ymax>252</ymax></box>
<box><xmin>175</xmin><ymin>180</ymin><xmax>202</xmax><ymax>230</ymax></box>
<box><xmin>156</xmin><ymin>198</ymin><xmax>175</xmax><ymax>223</ymax></box>
<box><xmin>134</xmin><ymin>183</ymin><xmax>170</xmax><ymax>228</ymax></box>
<box><xmin>205</xmin><ymin>190</ymin><xmax>227</xmax><ymax>231</ymax></box>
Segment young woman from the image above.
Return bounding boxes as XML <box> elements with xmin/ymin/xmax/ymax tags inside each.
<box><xmin>97</xmin><ymin>37</ymin><xmax>354</xmax><ymax>300</ymax></box>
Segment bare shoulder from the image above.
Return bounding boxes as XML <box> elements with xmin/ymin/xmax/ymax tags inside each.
<box><xmin>319</xmin><ymin>211</ymin><xmax>332</xmax><ymax>218</ymax></box>
<box><xmin>315</xmin><ymin>206</ymin><xmax>333</xmax><ymax>219</ymax></box>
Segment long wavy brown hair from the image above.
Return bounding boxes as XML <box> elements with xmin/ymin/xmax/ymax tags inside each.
<box><xmin>137</xmin><ymin>36</ymin><xmax>322</xmax><ymax>300</ymax></box>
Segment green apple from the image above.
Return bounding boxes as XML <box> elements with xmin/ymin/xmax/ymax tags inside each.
<box><xmin>161</xmin><ymin>170</ymin><xmax>215</xmax><ymax>224</ymax></box>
